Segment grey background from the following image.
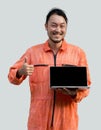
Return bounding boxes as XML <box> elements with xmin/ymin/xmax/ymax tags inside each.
<box><xmin>0</xmin><ymin>0</ymin><xmax>100</xmax><ymax>130</ymax></box>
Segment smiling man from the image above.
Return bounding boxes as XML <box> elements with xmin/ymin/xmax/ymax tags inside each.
<box><xmin>8</xmin><ymin>8</ymin><xmax>91</xmax><ymax>130</ymax></box>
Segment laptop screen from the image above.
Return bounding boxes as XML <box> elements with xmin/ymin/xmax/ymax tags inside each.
<box><xmin>50</xmin><ymin>66</ymin><xmax>87</xmax><ymax>89</ymax></box>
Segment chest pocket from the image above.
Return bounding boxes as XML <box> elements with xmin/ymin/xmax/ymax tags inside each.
<box><xmin>30</xmin><ymin>64</ymin><xmax>49</xmax><ymax>83</ymax></box>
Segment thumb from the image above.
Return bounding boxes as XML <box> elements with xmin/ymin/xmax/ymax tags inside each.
<box><xmin>24</xmin><ymin>57</ymin><xmax>28</xmax><ymax>64</ymax></box>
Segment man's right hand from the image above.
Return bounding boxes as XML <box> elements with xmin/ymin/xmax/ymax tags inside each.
<box><xmin>17</xmin><ymin>58</ymin><xmax>34</xmax><ymax>78</ymax></box>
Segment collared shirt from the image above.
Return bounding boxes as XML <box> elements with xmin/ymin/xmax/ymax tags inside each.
<box><xmin>8</xmin><ymin>40</ymin><xmax>91</xmax><ymax>130</ymax></box>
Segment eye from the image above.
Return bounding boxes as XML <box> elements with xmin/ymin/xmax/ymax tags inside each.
<box><xmin>60</xmin><ymin>25</ymin><xmax>65</xmax><ymax>29</ymax></box>
<box><xmin>51</xmin><ymin>24</ymin><xmax>57</xmax><ymax>28</ymax></box>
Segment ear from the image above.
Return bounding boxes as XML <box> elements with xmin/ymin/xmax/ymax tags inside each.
<box><xmin>45</xmin><ymin>23</ymin><xmax>48</xmax><ymax>31</ymax></box>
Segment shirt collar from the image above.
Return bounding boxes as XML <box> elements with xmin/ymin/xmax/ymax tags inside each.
<box><xmin>43</xmin><ymin>39</ymin><xmax>68</xmax><ymax>52</ymax></box>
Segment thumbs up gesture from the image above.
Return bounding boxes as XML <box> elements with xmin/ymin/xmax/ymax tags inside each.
<box><xmin>17</xmin><ymin>58</ymin><xmax>34</xmax><ymax>77</ymax></box>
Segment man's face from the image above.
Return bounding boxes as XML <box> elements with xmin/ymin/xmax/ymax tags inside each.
<box><xmin>45</xmin><ymin>14</ymin><xmax>67</xmax><ymax>44</ymax></box>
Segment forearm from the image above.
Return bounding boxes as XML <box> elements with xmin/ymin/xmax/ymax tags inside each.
<box><xmin>8</xmin><ymin>67</ymin><xmax>26</xmax><ymax>85</ymax></box>
<box><xmin>72</xmin><ymin>88</ymin><xmax>90</xmax><ymax>103</ymax></box>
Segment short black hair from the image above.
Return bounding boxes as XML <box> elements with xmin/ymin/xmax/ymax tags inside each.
<box><xmin>45</xmin><ymin>8</ymin><xmax>68</xmax><ymax>24</ymax></box>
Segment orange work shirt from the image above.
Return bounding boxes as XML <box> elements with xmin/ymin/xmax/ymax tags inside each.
<box><xmin>8</xmin><ymin>40</ymin><xmax>91</xmax><ymax>130</ymax></box>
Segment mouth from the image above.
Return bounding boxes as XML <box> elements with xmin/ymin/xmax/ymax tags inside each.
<box><xmin>53</xmin><ymin>32</ymin><xmax>63</xmax><ymax>36</ymax></box>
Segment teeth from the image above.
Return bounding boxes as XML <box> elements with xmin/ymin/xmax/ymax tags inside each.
<box><xmin>53</xmin><ymin>32</ymin><xmax>62</xmax><ymax>35</ymax></box>
<box><xmin>53</xmin><ymin>33</ymin><xmax>57</xmax><ymax>35</ymax></box>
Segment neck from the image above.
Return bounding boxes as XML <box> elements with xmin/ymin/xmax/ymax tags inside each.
<box><xmin>48</xmin><ymin>40</ymin><xmax>62</xmax><ymax>54</ymax></box>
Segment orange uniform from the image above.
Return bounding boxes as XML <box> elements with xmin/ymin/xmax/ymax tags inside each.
<box><xmin>8</xmin><ymin>40</ymin><xmax>91</xmax><ymax>130</ymax></box>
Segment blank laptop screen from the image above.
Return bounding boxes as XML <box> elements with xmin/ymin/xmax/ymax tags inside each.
<box><xmin>50</xmin><ymin>66</ymin><xmax>87</xmax><ymax>89</ymax></box>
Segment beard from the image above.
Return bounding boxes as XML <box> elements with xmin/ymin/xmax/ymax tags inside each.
<box><xmin>48</xmin><ymin>30</ymin><xmax>65</xmax><ymax>43</ymax></box>
<box><xmin>49</xmin><ymin>36</ymin><xmax>63</xmax><ymax>44</ymax></box>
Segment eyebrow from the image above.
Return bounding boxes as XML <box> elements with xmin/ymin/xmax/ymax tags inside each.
<box><xmin>51</xmin><ymin>22</ymin><xmax>66</xmax><ymax>25</ymax></box>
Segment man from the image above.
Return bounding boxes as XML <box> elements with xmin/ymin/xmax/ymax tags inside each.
<box><xmin>8</xmin><ymin>8</ymin><xmax>91</xmax><ymax>130</ymax></box>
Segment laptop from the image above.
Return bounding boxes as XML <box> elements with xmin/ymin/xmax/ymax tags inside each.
<box><xmin>50</xmin><ymin>65</ymin><xmax>89</xmax><ymax>89</ymax></box>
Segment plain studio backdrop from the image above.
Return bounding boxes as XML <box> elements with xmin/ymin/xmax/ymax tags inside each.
<box><xmin>0</xmin><ymin>0</ymin><xmax>100</xmax><ymax>130</ymax></box>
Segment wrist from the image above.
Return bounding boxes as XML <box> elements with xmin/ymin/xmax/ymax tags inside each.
<box><xmin>71</xmin><ymin>93</ymin><xmax>77</xmax><ymax>98</ymax></box>
<box><xmin>16</xmin><ymin>69</ymin><xmax>22</xmax><ymax>78</ymax></box>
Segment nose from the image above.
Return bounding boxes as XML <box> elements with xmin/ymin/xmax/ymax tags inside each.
<box><xmin>55</xmin><ymin>26</ymin><xmax>61</xmax><ymax>32</ymax></box>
